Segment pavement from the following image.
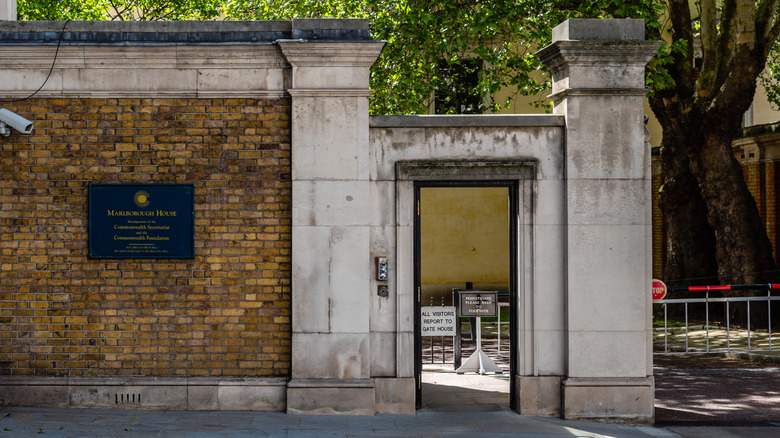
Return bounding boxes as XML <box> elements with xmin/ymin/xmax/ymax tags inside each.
<box><xmin>0</xmin><ymin>405</ymin><xmax>685</xmax><ymax>438</ymax></box>
<box><xmin>653</xmin><ymin>353</ymin><xmax>780</xmax><ymax>436</ymax></box>
<box><xmin>0</xmin><ymin>356</ymin><xmax>777</xmax><ymax>437</ymax></box>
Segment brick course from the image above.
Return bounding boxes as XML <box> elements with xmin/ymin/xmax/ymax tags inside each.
<box><xmin>651</xmin><ymin>169</ymin><xmax>665</xmax><ymax>279</ymax></box>
<box><xmin>0</xmin><ymin>98</ymin><xmax>292</xmax><ymax>377</ymax></box>
<box><xmin>744</xmin><ymin>160</ymin><xmax>780</xmax><ymax>266</ymax></box>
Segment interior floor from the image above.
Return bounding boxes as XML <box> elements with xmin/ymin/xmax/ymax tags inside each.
<box><xmin>420</xmin><ymin>365</ymin><xmax>510</xmax><ymax>412</ymax></box>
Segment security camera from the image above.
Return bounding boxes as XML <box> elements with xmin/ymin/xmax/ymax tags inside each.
<box><xmin>0</xmin><ymin>109</ymin><xmax>34</xmax><ymax>136</ymax></box>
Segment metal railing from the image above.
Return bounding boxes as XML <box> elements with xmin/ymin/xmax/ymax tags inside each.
<box><xmin>654</xmin><ymin>284</ymin><xmax>780</xmax><ymax>355</ymax></box>
<box><xmin>421</xmin><ymin>290</ymin><xmax>510</xmax><ymax>366</ymax></box>
<box><xmin>423</xmin><ymin>335</ymin><xmax>455</xmax><ymax>365</ymax></box>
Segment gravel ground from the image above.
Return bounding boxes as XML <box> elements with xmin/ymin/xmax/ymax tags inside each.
<box><xmin>654</xmin><ymin>354</ymin><xmax>780</xmax><ymax>424</ymax></box>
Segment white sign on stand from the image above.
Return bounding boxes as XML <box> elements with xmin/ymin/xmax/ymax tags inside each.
<box><xmin>456</xmin><ymin>290</ymin><xmax>502</xmax><ymax>375</ymax></box>
<box><xmin>421</xmin><ymin>306</ymin><xmax>457</xmax><ymax>336</ymax></box>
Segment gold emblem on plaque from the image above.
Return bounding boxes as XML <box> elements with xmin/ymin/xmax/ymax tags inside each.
<box><xmin>134</xmin><ymin>190</ymin><xmax>151</xmax><ymax>208</ymax></box>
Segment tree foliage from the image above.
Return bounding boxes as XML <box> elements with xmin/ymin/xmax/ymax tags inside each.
<box><xmin>648</xmin><ymin>0</ymin><xmax>780</xmax><ymax>287</ymax></box>
<box><xmin>15</xmin><ymin>0</ymin><xmax>780</xmax><ymax>286</ymax></box>
<box><xmin>19</xmin><ymin>0</ymin><xmax>221</xmax><ymax>21</ymax></box>
<box><xmin>222</xmin><ymin>0</ymin><xmax>559</xmax><ymax>114</ymax></box>
<box><xmin>16</xmin><ymin>0</ymin><xmax>658</xmax><ymax>115</ymax></box>
<box><xmin>760</xmin><ymin>40</ymin><xmax>780</xmax><ymax>109</ymax></box>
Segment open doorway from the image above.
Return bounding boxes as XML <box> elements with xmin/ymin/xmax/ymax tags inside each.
<box><xmin>414</xmin><ymin>182</ymin><xmax>517</xmax><ymax>411</ymax></box>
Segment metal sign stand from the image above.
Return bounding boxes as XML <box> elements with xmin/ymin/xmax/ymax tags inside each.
<box><xmin>455</xmin><ymin>315</ymin><xmax>503</xmax><ymax>374</ymax></box>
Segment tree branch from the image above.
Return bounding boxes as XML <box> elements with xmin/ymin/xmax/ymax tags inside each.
<box><xmin>700</xmin><ymin>0</ymin><xmax>717</xmax><ymax>57</ymax></box>
<box><xmin>698</xmin><ymin>0</ymin><xmax>719</xmax><ymax>97</ymax></box>
<box><xmin>667</xmin><ymin>0</ymin><xmax>695</xmax><ymax>101</ymax></box>
<box><xmin>734</xmin><ymin>0</ymin><xmax>757</xmax><ymax>50</ymax></box>
<box><xmin>757</xmin><ymin>0</ymin><xmax>780</xmax><ymax>56</ymax></box>
<box><xmin>714</xmin><ymin>1</ymin><xmax>738</xmax><ymax>94</ymax></box>
<box><xmin>708</xmin><ymin>0</ymin><xmax>764</xmax><ymax>121</ymax></box>
<box><xmin>765</xmin><ymin>23</ymin><xmax>780</xmax><ymax>58</ymax></box>
<box><xmin>755</xmin><ymin>0</ymin><xmax>779</xmax><ymax>42</ymax></box>
<box><xmin>106</xmin><ymin>0</ymin><xmax>126</xmax><ymax>21</ymax></box>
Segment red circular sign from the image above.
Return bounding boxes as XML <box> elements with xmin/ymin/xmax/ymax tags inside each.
<box><xmin>652</xmin><ymin>279</ymin><xmax>667</xmax><ymax>301</ymax></box>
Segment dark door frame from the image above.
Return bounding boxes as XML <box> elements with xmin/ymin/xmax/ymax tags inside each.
<box><xmin>413</xmin><ymin>180</ymin><xmax>519</xmax><ymax>410</ymax></box>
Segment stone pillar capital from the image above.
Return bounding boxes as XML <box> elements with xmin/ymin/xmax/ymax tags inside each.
<box><xmin>537</xmin><ymin>19</ymin><xmax>660</xmax><ymax>99</ymax></box>
<box><xmin>278</xmin><ymin>40</ymin><xmax>385</xmax><ymax>90</ymax></box>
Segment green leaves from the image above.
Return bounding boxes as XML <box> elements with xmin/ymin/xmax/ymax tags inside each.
<box><xmin>368</xmin><ymin>0</ymin><xmax>555</xmax><ymax>114</ymax></box>
<box><xmin>646</xmin><ymin>39</ymin><xmax>688</xmax><ymax>96</ymax></box>
<box><xmin>18</xmin><ymin>0</ymin><xmax>108</xmax><ymax>20</ymax></box>
<box><xmin>222</xmin><ymin>0</ymin><xmax>368</xmax><ymax>20</ymax></box>
<box><xmin>760</xmin><ymin>41</ymin><xmax>780</xmax><ymax>111</ymax></box>
<box><xmin>363</xmin><ymin>0</ymin><xmax>665</xmax><ymax>114</ymax></box>
<box><xmin>16</xmin><ymin>0</ymin><xmax>666</xmax><ymax>114</ymax></box>
<box><xmin>18</xmin><ymin>0</ymin><xmax>222</xmax><ymax>21</ymax></box>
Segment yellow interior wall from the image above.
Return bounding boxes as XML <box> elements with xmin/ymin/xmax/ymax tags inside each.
<box><xmin>420</xmin><ymin>187</ymin><xmax>509</xmax><ymax>287</ymax></box>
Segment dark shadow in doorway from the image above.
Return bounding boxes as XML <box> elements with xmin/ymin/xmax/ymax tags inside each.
<box><xmin>420</xmin><ymin>367</ymin><xmax>510</xmax><ymax>412</ymax></box>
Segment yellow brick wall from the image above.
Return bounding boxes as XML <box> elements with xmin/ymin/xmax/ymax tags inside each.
<box><xmin>744</xmin><ymin>160</ymin><xmax>780</xmax><ymax>266</ymax></box>
<box><xmin>651</xmin><ymin>169</ymin><xmax>665</xmax><ymax>280</ymax></box>
<box><xmin>768</xmin><ymin>162</ymin><xmax>780</xmax><ymax>265</ymax></box>
<box><xmin>0</xmin><ymin>98</ymin><xmax>291</xmax><ymax>377</ymax></box>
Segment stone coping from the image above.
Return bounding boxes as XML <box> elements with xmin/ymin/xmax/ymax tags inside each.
<box><xmin>740</xmin><ymin>120</ymin><xmax>780</xmax><ymax>138</ymax></box>
<box><xmin>0</xmin><ymin>19</ymin><xmax>371</xmax><ymax>45</ymax></box>
<box><xmin>562</xmin><ymin>377</ymin><xmax>654</xmax><ymax>387</ymax></box>
<box><xmin>370</xmin><ymin>114</ymin><xmax>565</xmax><ymax>128</ymax></box>
<box><xmin>287</xmin><ymin>379</ymin><xmax>375</xmax><ymax>388</ymax></box>
<box><xmin>0</xmin><ymin>376</ymin><xmax>288</xmax><ymax>386</ymax></box>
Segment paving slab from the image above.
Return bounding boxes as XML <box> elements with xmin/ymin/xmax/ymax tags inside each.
<box><xmin>0</xmin><ymin>406</ymin><xmax>685</xmax><ymax>438</ymax></box>
<box><xmin>654</xmin><ymin>354</ymin><xmax>780</xmax><ymax>424</ymax></box>
<box><xmin>0</xmin><ymin>355</ymin><xmax>778</xmax><ymax>438</ymax></box>
<box><xmin>665</xmin><ymin>425</ymin><xmax>780</xmax><ymax>438</ymax></box>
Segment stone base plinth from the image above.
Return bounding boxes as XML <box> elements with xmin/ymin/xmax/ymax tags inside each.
<box><xmin>0</xmin><ymin>376</ymin><xmax>287</xmax><ymax>411</ymax></box>
<box><xmin>286</xmin><ymin>379</ymin><xmax>376</xmax><ymax>415</ymax></box>
<box><xmin>374</xmin><ymin>377</ymin><xmax>415</xmax><ymax>414</ymax></box>
<box><xmin>515</xmin><ymin>375</ymin><xmax>561</xmax><ymax>416</ymax></box>
<box><xmin>561</xmin><ymin>377</ymin><xmax>654</xmax><ymax>424</ymax></box>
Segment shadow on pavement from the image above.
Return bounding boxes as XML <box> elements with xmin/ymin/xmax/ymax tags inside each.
<box><xmin>654</xmin><ymin>354</ymin><xmax>780</xmax><ymax>425</ymax></box>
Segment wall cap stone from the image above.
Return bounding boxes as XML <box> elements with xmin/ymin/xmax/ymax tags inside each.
<box><xmin>292</xmin><ymin>18</ymin><xmax>370</xmax><ymax>41</ymax></box>
<box><xmin>552</xmin><ymin>18</ymin><xmax>645</xmax><ymax>42</ymax></box>
<box><xmin>0</xmin><ymin>19</ymin><xmax>373</xmax><ymax>45</ymax></box>
<box><xmin>370</xmin><ymin>114</ymin><xmax>564</xmax><ymax>128</ymax></box>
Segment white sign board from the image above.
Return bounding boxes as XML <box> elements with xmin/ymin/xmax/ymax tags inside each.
<box><xmin>421</xmin><ymin>306</ymin><xmax>457</xmax><ymax>337</ymax></box>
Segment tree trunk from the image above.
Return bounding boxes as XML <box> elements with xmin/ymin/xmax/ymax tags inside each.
<box><xmin>645</xmin><ymin>1</ymin><xmax>780</xmax><ymax>328</ymax></box>
<box><xmin>687</xmin><ymin>121</ymin><xmax>780</xmax><ymax>328</ymax></box>
<box><xmin>689</xmin><ymin>118</ymin><xmax>778</xmax><ymax>284</ymax></box>
<box><xmin>651</xmin><ymin>90</ymin><xmax>779</xmax><ymax>328</ymax></box>
<box><xmin>658</xmin><ymin>139</ymin><xmax>719</xmax><ymax>286</ymax></box>
<box><xmin>649</xmin><ymin>93</ymin><xmax>719</xmax><ymax>287</ymax></box>
<box><xmin>689</xmin><ymin>127</ymin><xmax>780</xmax><ymax>286</ymax></box>
<box><xmin>656</xmin><ymin>136</ymin><xmax>719</xmax><ymax>323</ymax></box>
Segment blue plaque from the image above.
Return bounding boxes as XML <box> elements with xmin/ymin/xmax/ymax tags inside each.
<box><xmin>89</xmin><ymin>184</ymin><xmax>194</xmax><ymax>258</ymax></box>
